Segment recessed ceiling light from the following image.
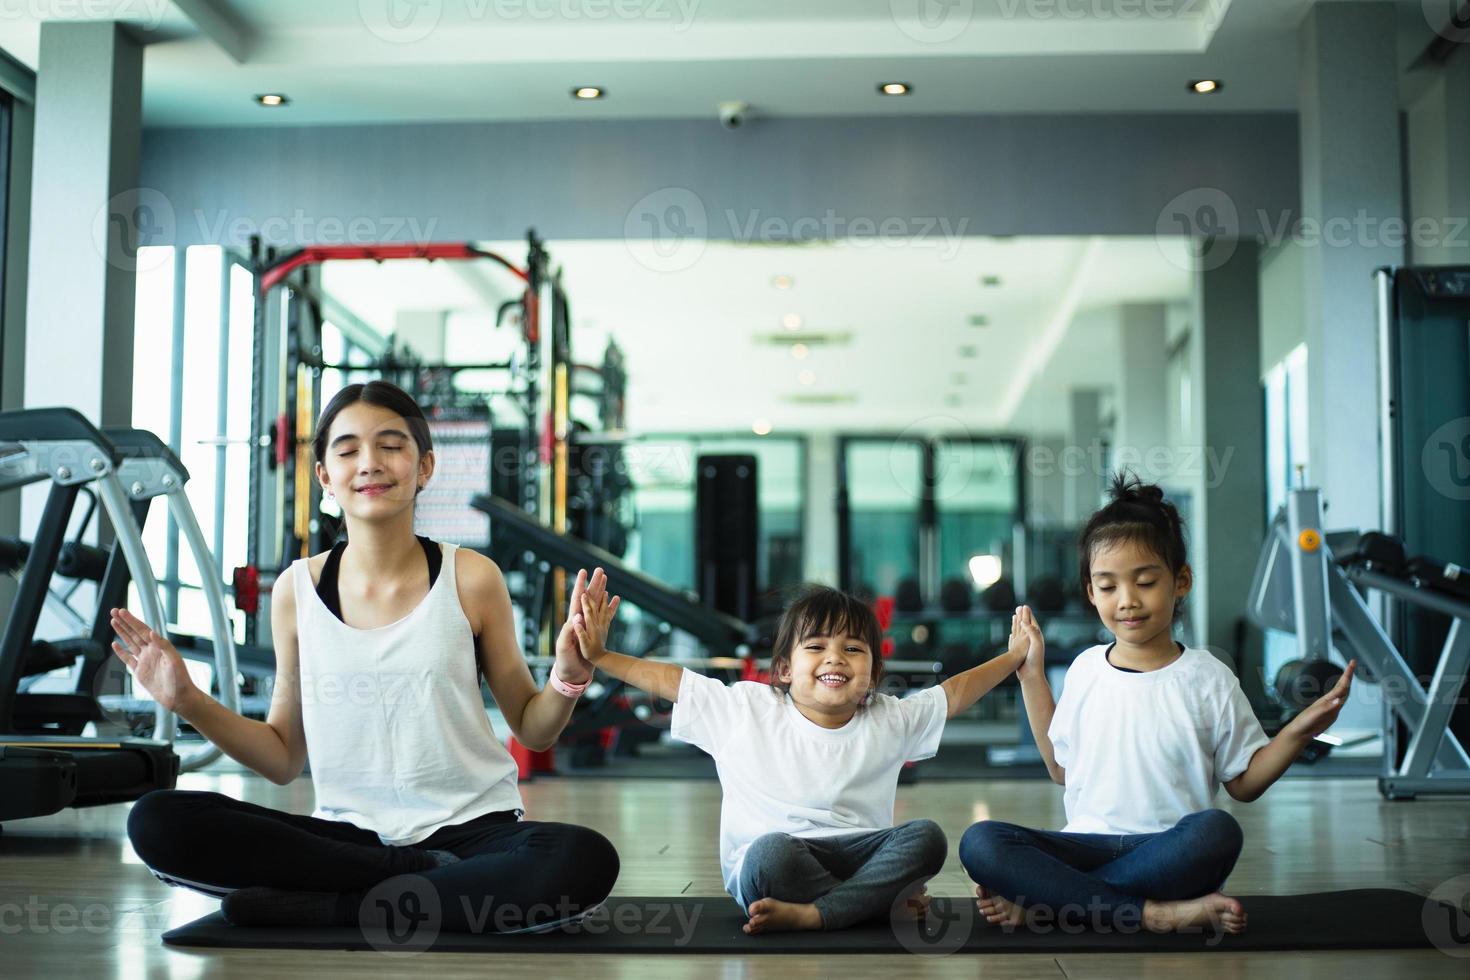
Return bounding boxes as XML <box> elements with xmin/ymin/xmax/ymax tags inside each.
<box><xmin>791</xmin><ymin>343</ymin><xmax>809</xmax><ymax>360</ymax></box>
<box><xmin>255</xmin><ymin>93</ymin><xmax>288</xmax><ymax>107</ymax></box>
<box><xmin>782</xmin><ymin>312</ymin><xmax>802</xmax><ymax>331</ymax></box>
<box><xmin>752</xmin><ymin>418</ymin><xmax>773</xmax><ymax>436</ymax></box>
<box><xmin>798</xmin><ymin>369</ymin><xmax>816</xmax><ymax>386</ymax></box>
<box><xmin>980</xmin><ymin>275</ymin><xmax>1002</xmax><ymax>287</ymax></box>
<box><xmin>878</xmin><ymin>82</ymin><xmax>911</xmax><ymax>96</ymax></box>
<box><xmin>772</xmin><ymin>275</ymin><xmax>794</xmax><ymax>290</ymax></box>
<box><xmin>1189</xmin><ymin>79</ymin><xmax>1221</xmax><ymax>94</ymax></box>
<box><xmin>572</xmin><ymin>86</ymin><xmax>605</xmax><ymax>100</ymax></box>
<box><xmin>968</xmin><ymin>314</ymin><xmax>990</xmax><ymax>328</ymax></box>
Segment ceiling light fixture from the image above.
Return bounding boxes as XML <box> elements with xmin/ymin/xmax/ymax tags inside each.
<box><xmin>255</xmin><ymin>94</ymin><xmax>288</xmax><ymax>107</ymax></box>
<box><xmin>878</xmin><ymin>82</ymin><xmax>911</xmax><ymax>96</ymax></box>
<box><xmin>573</xmin><ymin>86</ymin><xmax>605</xmax><ymax>100</ymax></box>
<box><xmin>1189</xmin><ymin>79</ymin><xmax>1221</xmax><ymax>94</ymax></box>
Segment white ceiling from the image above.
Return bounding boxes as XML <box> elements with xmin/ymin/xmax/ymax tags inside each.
<box><xmin>0</xmin><ymin>1</ymin><xmax>1446</xmax><ymax>126</ymax></box>
<box><xmin>316</xmin><ymin>235</ymin><xmax>1192</xmax><ymax>436</ymax></box>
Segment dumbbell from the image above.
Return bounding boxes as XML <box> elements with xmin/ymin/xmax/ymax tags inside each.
<box><xmin>1274</xmin><ymin>658</ymin><xmax>1343</xmax><ymax>710</ymax></box>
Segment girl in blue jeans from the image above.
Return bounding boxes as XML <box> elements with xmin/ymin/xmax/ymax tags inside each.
<box><xmin>961</xmin><ymin>475</ymin><xmax>1355</xmax><ymax>936</ymax></box>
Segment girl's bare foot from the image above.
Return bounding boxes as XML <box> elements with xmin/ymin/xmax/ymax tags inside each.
<box><xmin>743</xmin><ymin>898</ymin><xmax>823</xmax><ymax>934</ymax></box>
<box><xmin>1143</xmin><ymin>893</ymin><xmax>1247</xmax><ymax>935</ymax></box>
<box><xmin>975</xmin><ymin>884</ymin><xmax>1027</xmax><ymax>928</ymax></box>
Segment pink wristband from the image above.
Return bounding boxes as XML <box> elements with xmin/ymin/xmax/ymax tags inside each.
<box><xmin>548</xmin><ymin>669</ymin><xmax>589</xmax><ymax>699</ymax></box>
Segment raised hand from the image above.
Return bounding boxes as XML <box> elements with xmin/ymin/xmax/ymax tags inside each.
<box><xmin>109</xmin><ymin>607</ymin><xmax>198</xmax><ymax>715</ymax></box>
<box><xmin>1285</xmin><ymin>659</ymin><xmax>1356</xmax><ymax>740</ymax></box>
<box><xmin>573</xmin><ymin>576</ymin><xmax>621</xmax><ymax>665</ymax></box>
<box><xmin>1009</xmin><ymin>605</ymin><xmax>1045</xmax><ymax>680</ymax></box>
<box><xmin>552</xmin><ymin>568</ymin><xmax>593</xmax><ymax>684</ymax></box>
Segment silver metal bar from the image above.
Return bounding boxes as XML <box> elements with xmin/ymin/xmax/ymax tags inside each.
<box><xmin>1328</xmin><ymin>566</ymin><xmax>1470</xmax><ymax>773</ymax></box>
<box><xmin>1287</xmin><ymin>489</ymin><xmax>1331</xmax><ymax>661</ymax></box>
<box><xmin>1374</xmin><ymin>267</ymin><xmax>1399</xmax><ymax>642</ymax></box>
<box><xmin>1400</xmin><ymin>618</ymin><xmax>1470</xmax><ymax>779</ymax></box>
<box><xmin>169</xmin><ymin>487</ymin><xmax>240</xmax><ymax>772</ymax></box>
<box><xmin>95</xmin><ymin>472</ymin><xmax>175</xmax><ymax>744</ymax></box>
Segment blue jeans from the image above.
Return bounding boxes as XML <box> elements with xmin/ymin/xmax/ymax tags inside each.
<box><xmin>957</xmin><ymin>809</ymin><xmax>1244</xmax><ymax>928</ymax></box>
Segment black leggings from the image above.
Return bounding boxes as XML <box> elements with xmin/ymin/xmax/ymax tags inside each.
<box><xmin>127</xmin><ymin>790</ymin><xmax>620</xmax><ymax>933</ymax></box>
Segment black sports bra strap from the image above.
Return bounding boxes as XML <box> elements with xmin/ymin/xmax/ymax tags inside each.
<box><xmin>316</xmin><ymin>536</ymin><xmax>441</xmax><ymax>625</ymax></box>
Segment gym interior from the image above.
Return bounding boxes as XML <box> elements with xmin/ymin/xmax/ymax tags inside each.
<box><xmin>1</xmin><ymin>1</ymin><xmax>1469</xmax><ymax>976</ymax></box>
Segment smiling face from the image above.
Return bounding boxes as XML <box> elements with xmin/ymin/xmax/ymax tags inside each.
<box><xmin>779</xmin><ymin>631</ymin><xmax>877</xmax><ymax>719</ymax></box>
<box><xmin>769</xmin><ymin>587</ymin><xmax>885</xmax><ymax>726</ymax></box>
<box><xmin>1085</xmin><ymin>536</ymin><xmax>1192</xmax><ymax>649</ymax></box>
<box><xmin>314</xmin><ymin>400</ymin><xmax>433</xmax><ymax>523</ymax></box>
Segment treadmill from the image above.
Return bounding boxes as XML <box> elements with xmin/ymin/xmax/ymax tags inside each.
<box><xmin>0</xmin><ymin>410</ymin><xmax>235</xmax><ymax>825</ymax></box>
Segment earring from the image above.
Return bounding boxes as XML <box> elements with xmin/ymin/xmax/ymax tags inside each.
<box><xmin>325</xmin><ymin>488</ymin><xmax>334</xmax><ymax>499</ymax></box>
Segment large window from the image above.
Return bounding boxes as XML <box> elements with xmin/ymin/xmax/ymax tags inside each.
<box><xmin>131</xmin><ymin>246</ymin><xmax>257</xmax><ymax>642</ymax></box>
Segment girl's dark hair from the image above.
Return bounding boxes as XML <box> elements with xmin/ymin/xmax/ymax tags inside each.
<box><xmin>312</xmin><ymin>380</ymin><xmax>433</xmax><ymax>467</ymax></box>
<box><xmin>1078</xmin><ymin>473</ymin><xmax>1188</xmax><ymax>598</ymax></box>
<box><xmin>769</xmin><ymin>585</ymin><xmax>885</xmax><ymax>698</ymax></box>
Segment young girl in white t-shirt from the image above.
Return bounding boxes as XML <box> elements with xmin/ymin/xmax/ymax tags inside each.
<box><xmin>960</xmin><ymin>474</ymin><xmax>1355</xmax><ymax>937</ymax></box>
<box><xmin>573</xmin><ymin>580</ymin><xmax>1039</xmax><ymax>934</ymax></box>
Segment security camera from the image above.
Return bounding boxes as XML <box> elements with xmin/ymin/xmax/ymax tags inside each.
<box><xmin>718</xmin><ymin>101</ymin><xmax>751</xmax><ymax>130</ymax></box>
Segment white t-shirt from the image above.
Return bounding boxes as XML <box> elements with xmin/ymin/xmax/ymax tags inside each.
<box><xmin>1047</xmin><ymin>644</ymin><xmax>1269</xmax><ymax>835</ymax></box>
<box><xmin>671</xmin><ymin>670</ymin><xmax>948</xmax><ymax>903</ymax></box>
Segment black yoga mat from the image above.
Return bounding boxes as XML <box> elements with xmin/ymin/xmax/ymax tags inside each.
<box><xmin>162</xmin><ymin>889</ymin><xmax>1450</xmax><ymax>955</ymax></box>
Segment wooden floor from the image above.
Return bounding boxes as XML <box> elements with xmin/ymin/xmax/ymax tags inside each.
<box><xmin>2</xmin><ymin>769</ymin><xmax>1469</xmax><ymax>978</ymax></box>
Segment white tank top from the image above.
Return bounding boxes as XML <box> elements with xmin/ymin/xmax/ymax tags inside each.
<box><xmin>292</xmin><ymin>541</ymin><xmax>523</xmax><ymax>845</ymax></box>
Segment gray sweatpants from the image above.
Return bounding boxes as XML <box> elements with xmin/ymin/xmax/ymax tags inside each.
<box><xmin>734</xmin><ymin>819</ymin><xmax>949</xmax><ymax>930</ymax></box>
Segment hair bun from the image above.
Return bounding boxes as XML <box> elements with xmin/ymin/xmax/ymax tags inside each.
<box><xmin>1108</xmin><ymin>472</ymin><xmax>1166</xmax><ymax>504</ymax></box>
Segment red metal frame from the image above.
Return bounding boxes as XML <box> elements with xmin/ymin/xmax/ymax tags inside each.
<box><xmin>258</xmin><ymin>243</ymin><xmax>528</xmax><ymax>293</ymax></box>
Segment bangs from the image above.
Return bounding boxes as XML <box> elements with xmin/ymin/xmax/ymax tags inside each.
<box><xmin>787</xmin><ymin>590</ymin><xmax>881</xmax><ymax>652</ymax></box>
